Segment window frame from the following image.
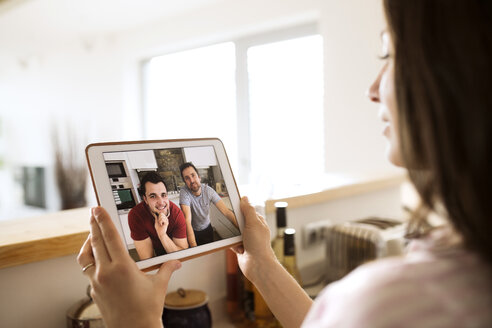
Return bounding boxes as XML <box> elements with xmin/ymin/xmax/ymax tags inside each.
<box><xmin>141</xmin><ymin>23</ymin><xmax>320</xmax><ymax>184</ymax></box>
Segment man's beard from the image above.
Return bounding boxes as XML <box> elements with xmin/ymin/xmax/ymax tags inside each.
<box><xmin>154</xmin><ymin>204</ymin><xmax>170</xmax><ymax>218</ymax></box>
<box><xmin>190</xmin><ymin>182</ymin><xmax>201</xmax><ymax>193</ymax></box>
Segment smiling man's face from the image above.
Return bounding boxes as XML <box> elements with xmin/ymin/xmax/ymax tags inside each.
<box><xmin>143</xmin><ymin>181</ymin><xmax>170</xmax><ymax>217</ymax></box>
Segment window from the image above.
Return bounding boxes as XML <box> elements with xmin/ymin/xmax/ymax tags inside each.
<box><xmin>143</xmin><ymin>25</ymin><xmax>324</xmax><ymax>188</ymax></box>
<box><xmin>143</xmin><ymin>42</ymin><xmax>238</xmax><ymax>168</ymax></box>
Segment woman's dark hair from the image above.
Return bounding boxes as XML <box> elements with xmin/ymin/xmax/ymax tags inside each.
<box><xmin>138</xmin><ymin>171</ymin><xmax>167</xmax><ymax>197</ymax></box>
<box><xmin>383</xmin><ymin>0</ymin><xmax>492</xmax><ymax>264</ymax></box>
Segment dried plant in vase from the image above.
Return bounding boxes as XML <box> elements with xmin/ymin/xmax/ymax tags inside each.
<box><xmin>53</xmin><ymin>127</ymin><xmax>87</xmax><ymax>210</ymax></box>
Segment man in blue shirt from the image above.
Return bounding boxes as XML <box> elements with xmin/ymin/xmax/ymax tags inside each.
<box><xmin>179</xmin><ymin>162</ymin><xmax>237</xmax><ymax>246</ymax></box>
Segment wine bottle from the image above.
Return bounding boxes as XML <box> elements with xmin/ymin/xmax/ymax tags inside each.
<box><xmin>226</xmin><ymin>249</ymin><xmax>244</xmax><ymax>323</ymax></box>
<box><xmin>253</xmin><ymin>285</ymin><xmax>277</xmax><ymax>327</ymax></box>
<box><xmin>242</xmin><ymin>275</ymin><xmax>255</xmax><ymax>323</ymax></box>
<box><xmin>272</xmin><ymin>202</ymin><xmax>288</xmax><ymax>263</ymax></box>
<box><xmin>283</xmin><ymin>228</ymin><xmax>302</xmax><ymax>284</ymax></box>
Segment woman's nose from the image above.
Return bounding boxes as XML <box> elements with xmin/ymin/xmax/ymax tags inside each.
<box><xmin>367</xmin><ymin>77</ymin><xmax>380</xmax><ymax>103</ymax></box>
<box><xmin>367</xmin><ymin>67</ymin><xmax>383</xmax><ymax>103</ymax></box>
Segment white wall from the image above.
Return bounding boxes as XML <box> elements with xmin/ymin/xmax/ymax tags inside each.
<box><xmin>320</xmin><ymin>1</ymin><xmax>392</xmax><ymax>173</ymax></box>
<box><xmin>0</xmin><ymin>0</ymin><xmax>396</xmax><ymax>219</ymax></box>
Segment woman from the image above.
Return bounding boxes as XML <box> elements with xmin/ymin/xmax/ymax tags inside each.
<box><xmin>77</xmin><ymin>1</ymin><xmax>492</xmax><ymax>327</ymax></box>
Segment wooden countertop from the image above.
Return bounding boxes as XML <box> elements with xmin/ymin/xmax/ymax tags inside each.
<box><xmin>264</xmin><ymin>172</ymin><xmax>406</xmax><ymax>214</ymax></box>
<box><xmin>0</xmin><ymin>207</ymin><xmax>90</xmax><ymax>269</ymax></box>
<box><xmin>0</xmin><ymin>171</ymin><xmax>407</xmax><ymax>270</ymax></box>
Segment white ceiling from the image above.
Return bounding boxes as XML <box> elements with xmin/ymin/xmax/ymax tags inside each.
<box><xmin>0</xmin><ymin>0</ymin><xmax>222</xmax><ymax>41</ymax></box>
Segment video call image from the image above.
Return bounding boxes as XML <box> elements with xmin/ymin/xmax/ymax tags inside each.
<box><xmin>103</xmin><ymin>146</ymin><xmax>240</xmax><ymax>262</ymax></box>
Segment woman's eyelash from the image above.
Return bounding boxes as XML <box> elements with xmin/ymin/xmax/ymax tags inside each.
<box><xmin>378</xmin><ymin>53</ymin><xmax>390</xmax><ymax>60</ymax></box>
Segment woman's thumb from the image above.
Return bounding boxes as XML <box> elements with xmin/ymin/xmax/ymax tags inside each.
<box><xmin>156</xmin><ymin>260</ymin><xmax>182</xmax><ymax>286</ymax></box>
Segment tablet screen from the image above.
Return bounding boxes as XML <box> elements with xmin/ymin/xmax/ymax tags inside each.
<box><xmin>102</xmin><ymin>145</ymin><xmax>240</xmax><ymax>263</ymax></box>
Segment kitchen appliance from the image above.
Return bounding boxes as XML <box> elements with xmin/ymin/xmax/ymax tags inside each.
<box><xmin>325</xmin><ymin>217</ymin><xmax>406</xmax><ymax>283</ymax></box>
<box><xmin>112</xmin><ymin>188</ymin><xmax>137</xmax><ymax>211</ymax></box>
<box><xmin>105</xmin><ymin>161</ymin><xmax>139</xmax><ymax>213</ymax></box>
<box><xmin>106</xmin><ymin>162</ymin><xmax>126</xmax><ymax>178</ymax></box>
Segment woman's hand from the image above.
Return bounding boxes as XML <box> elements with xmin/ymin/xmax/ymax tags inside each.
<box><xmin>232</xmin><ymin>198</ymin><xmax>313</xmax><ymax>328</ymax></box>
<box><xmin>77</xmin><ymin>207</ymin><xmax>181</xmax><ymax>328</ymax></box>
<box><xmin>232</xmin><ymin>197</ymin><xmax>278</xmax><ymax>283</ymax></box>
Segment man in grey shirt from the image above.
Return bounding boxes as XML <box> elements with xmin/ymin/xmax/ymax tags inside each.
<box><xmin>179</xmin><ymin>162</ymin><xmax>237</xmax><ymax>246</ymax></box>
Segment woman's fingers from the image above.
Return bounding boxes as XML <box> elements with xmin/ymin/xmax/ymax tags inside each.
<box><xmin>240</xmin><ymin>197</ymin><xmax>256</xmax><ymax>218</ymax></box>
<box><xmin>90</xmin><ymin>209</ymin><xmax>111</xmax><ymax>265</ymax></box>
<box><xmin>154</xmin><ymin>260</ymin><xmax>182</xmax><ymax>290</ymax></box>
<box><xmin>78</xmin><ymin>235</ymin><xmax>96</xmax><ymax>275</ymax></box>
<box><xmin>92</xmin><ymin>207</ymin><xmax>129</xmax><ymax>262</ymax></box>
<box><xmin>240</xmin><ymin>197</ymin><xmax>268</xmax><ymax>228</ymax></box>
<box><xmin>230</xmin><ymin>245</ymin><xmax>245</xmax><ymax>255</ymax></box>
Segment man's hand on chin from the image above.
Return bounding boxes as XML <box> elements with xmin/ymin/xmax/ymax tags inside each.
<box><xmin>154</xmin><ymin>212</ymin><xmax>169</xmax><ymax>237</ymax></box>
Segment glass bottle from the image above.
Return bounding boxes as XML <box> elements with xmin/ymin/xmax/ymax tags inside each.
<box><xmin>226</xmin><ymin>249</ymin><xmax>244</xmax><ymax>323</ymax></box>
<box><xmin>283</xmin><ymin>228</ymin><xmax>302</xmax><ymax>285</ymax></box>
<box><xmin>272</xmin><ymin>202</ymin><xmax>288</xmax><ymax>263</ymax></box>
<box><xmin>253</xmin><ymin>285</ymin><xmax>277</xmax><ymax>327</ymax></box>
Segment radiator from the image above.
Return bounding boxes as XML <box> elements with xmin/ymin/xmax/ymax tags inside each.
<box><xmin>325</xmin><ymin>217</ymin><xmax>406</xmax><ymax>283</ymax></box>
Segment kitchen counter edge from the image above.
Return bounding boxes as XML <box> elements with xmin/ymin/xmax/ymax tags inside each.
<box><xmin>0</xmin><ymin>172</ymin><xmax>407</xmax><ymax>269</ymax></box>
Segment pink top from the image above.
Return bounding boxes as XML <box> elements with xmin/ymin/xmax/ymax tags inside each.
<box><xmin>302</xmin><ymin>227</ymin><xmax>492</xmax><ymax>328</ymax></box>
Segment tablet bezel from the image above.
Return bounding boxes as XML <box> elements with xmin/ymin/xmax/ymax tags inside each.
<box><xmin>86</xmin><ymin>138</ymin><xmax>243</xmax><ymax>271</ymax></box>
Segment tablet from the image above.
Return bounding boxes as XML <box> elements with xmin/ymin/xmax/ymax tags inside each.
<box><xmin>86</xmin><ymin>138</ymin><xmax>244</xmax><ymax>271</ymax></box>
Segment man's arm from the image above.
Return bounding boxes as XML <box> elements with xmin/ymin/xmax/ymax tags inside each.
<box><xmin>180</xmin><ymin>204</ymin><xmax>198</xmax><ymax>247</ymax></box>
<box><xmin>133</xmin><ymin>237</ymin><xmax>154</xmax><ymax>260</ymax></box>
<box><xmin>215</xmin><ymin>199</ymin><xmax>238</xmax><ymax>227</ymax></box>
<box><xmin>172</xmin><ymin>237</ymin><xmax>189</xmax><ymax>250</ymax></box>
<box><xmin>158</xmin><ymin>233</ymin><xmax>188</xmax><ymax>253</ymax></box>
